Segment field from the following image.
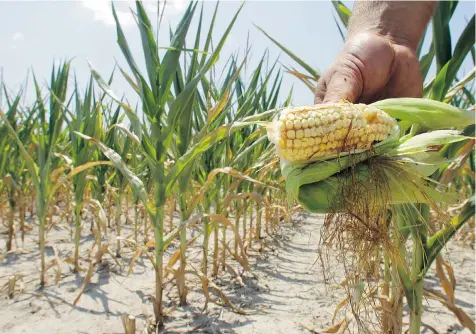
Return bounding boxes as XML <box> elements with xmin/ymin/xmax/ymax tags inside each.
<box><xmin>1</xmin><ymin>1</ymin><xmax>475</xmax><ymax>334</ymax></box>
<box><xmin>1</xmin><ymin>211</ymin><xmax>475</xmax><ymax>333</ymax></box>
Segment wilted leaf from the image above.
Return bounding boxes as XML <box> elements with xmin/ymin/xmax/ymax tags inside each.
<box><xmin>322</xmin><ymin>319</ymin><xmax>346</xmax><ymax>333</ymax></box>
<box><xmin>74</xmin><ymin>132</ymin><xmax>155</xmax><ymax>220</ymax></box>
<box><xmin>424</xmin><ymin>288</ymin><xmax>475</xmax><ymax>333</ymax></box>
<box><xmin>73</xmin><ymin>244</ymin><xmax>108</xmax><ymax>306</ymax></box>
<box><xmin>435</xmin><ymin>255</ymin><xmax>455</xmax><ymax>304</ymax></box>
<box><xmin>127</xmin><ymin>248</ymin><xmax>143</xmax><ymax>276</ymax></box>
<box><xmin>51</xmin><ymin>246</ymin><xmax>62</xmax><ymax>285</ymax></box>
<box><xmin>332</xmin><ymin>297</ymin><xmax>349</xmax><ymax>322</ymax></box>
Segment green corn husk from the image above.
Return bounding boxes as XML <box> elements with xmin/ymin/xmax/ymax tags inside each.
<box><xmin>372</xmin><ymin>98</ymin><xmax>475</xmax><ymax>131</ymax></box>
<box><xmin>276</xmin><ymin>98</ymin><xmax>474</xmax><ymax>212</ymax></box>
<box><xmin>296</xmin><ymin>156</ymin><xmax>457</xmax><ymax>213</ymax></box>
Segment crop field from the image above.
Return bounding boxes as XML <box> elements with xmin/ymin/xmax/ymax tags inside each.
<box><xmin>0</xmin><ymin>1</ymin><xmax>475</xmax><ymax>334</ymax></box>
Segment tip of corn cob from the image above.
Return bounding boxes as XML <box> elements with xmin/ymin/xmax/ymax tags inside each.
<box><xmin>267</xmin><ymin>103</ymin><xmax>399</xmax><ymax>163</ymax></box>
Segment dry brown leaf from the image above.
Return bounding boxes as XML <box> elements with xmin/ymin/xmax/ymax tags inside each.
<box><xmin>73</xmin><ymin>244</ymin><xmax>108</xmax><ymax>306</ymax></box>
<box><xmin>208</xmin><ymin>214</ymin><xmax>249</xmax><ymax>270</ymax></box>
<box><xmin>186</xmin><ymin>264</ymin><xmax>251</xmax><ymax>315</ymax></box>
<box><xmin>51</xmin><ymin>246</ymin><xmax>62</xmax><ymax>285</ymax></box>
<box><xmin>332</xmin><ymin>297</ymin><xmax>349</xmax><ymax>323</ymax></box>
<box><xmin>167</xmin><ymin>249</ymin><xmax>181</xmax><ymax>269</ymax></box>
<box><xmin>127</xmin><ymin>248</ymin><xmax>143</xmax><ymax>276</ymax></box>
<box><xmin>435</xmin><ymin>255</ymin><xmax>456</xmax><ymax>304</ymax></box>
<box><xmin>223</xmin><ymin>242</ymin><xmax>249</xmax><ymax>272</ymax></box>
<box><xmin>322</xmin><ymin>319</ymin><xmax>345</xmax><ymax>333</ymax></box>
<box><xmin>297</xmin><ymin>322</ymin><xmax>321</xmax><ymax>333</ymax></box>
<box><xmin>167</xmin><ymin>235</ymin><xmax>201</xmax><ymax>269</ymax></box>
<box><xmin>424</xmin><ymin>288</ymin><xmax>475</xmax><ymax>334</ymax></box>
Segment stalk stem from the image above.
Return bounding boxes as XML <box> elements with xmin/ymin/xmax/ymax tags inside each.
<box><xmin>212</xmin><ymin>197</ymin><xmax>220</xmax><ymax>277</ymax></box>
<box><xmin>20</xmin><ymin>195</ymin><xmax>25</xmax><ymax>246</ymax></box>
<box><xmin>39</xmin><ymin>213</ymin><xmax>46</xmax><ymax>287</ymax></box>
<box><xmin>74</xmin><ymin>204</ymin><xmax>81</xmax><ymax>273</ymax></box>
<box><xmin>256</xmin><ymin>202</ymin><xmax>262</xmax><ymax>240</ymax></box>
<box><xmin>202</xmin><ymin>200</ymin><xmax>211</xmax><ymax>276</ymax></box>
<box><xmin>234</xmin><ymin>202</ymin><xmax>240</xmax><ymax>254</ymax></box>
<box><xmin>408</xmin><ymin>204</ymin><xmax>428</xmax><ymax>334</ymax></box>
<box><xmin>7</xmin><ymin>197</ymin><xmax>14</xmax><ymax>251</ymax></box>
<box><xmin>242</xmin><ymin>199</ymin><xmax>247</xmax><ymax>255</ymax></box>
<box><xmin>116</xmin><ymin>194</ymin><xmax>122</xmax><ymax>258</ymax></box>
<box><xmin>154</xmin><ymin>206</ymin><xmax>165</xmax><ymax>327</ymax></box>
<box><xmin>134</xmin><ymin>203</ymin><xmax>138</xmax><ymax>243</ymax></box>
<box><xmin>178</xmin><ymin>196</ymin><xmax>187</xmax><ymax>306</ymax></box>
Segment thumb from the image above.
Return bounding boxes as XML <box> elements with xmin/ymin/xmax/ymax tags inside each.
<box><xmin>322</xmin><ymin>70</ymin><xmax>362</xmax><ymax>103</ymax></box>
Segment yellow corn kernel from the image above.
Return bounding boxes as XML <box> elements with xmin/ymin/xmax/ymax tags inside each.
<box><xmin>296</xmin><ymin>129</ymin><xmax>304</xmax><ymax>139</ymax></box>
<box><xmin>268</xmin><ymin>102</ymin><xmax>397</xmax><ymax>162</ymax></box>
<box><xmin>294</xmin><ymin>120</ymin><xmax>302</xmax><ymax>130</ymax></box>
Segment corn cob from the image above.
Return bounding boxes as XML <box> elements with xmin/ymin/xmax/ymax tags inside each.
<box><xmin>267</xmin><ymin>103</ymin><xmax>399</xmax><ymax>162</ymax></box>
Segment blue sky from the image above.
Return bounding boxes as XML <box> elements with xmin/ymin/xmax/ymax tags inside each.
<box><xmin>1</xmin><ymin>0</ymin><xmax>474</xmax><ymax>107</ymax></box>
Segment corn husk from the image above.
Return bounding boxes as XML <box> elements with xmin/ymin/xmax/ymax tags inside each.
<box><xmin>274</xmin><ymin>98</ymin><xmax>474</xmax><ymax>212</ymax></box>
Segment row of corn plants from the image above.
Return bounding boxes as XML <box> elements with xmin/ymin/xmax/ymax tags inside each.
<box><xmin>0</xmin><ymin>1</ymin><xmax>297</xmax><ymax>330</ymax></box>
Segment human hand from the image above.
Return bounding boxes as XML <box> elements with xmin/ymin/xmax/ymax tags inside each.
<box><xmin>314</xmin><ymin>31</ymin><xmax>423</xmax><ymax>104</ymax></box>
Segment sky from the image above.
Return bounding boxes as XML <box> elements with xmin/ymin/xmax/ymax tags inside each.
<box><xmin>1</xmin><ymin>0</ymin><xmax>475</xmax><ymax>108</ymax></box>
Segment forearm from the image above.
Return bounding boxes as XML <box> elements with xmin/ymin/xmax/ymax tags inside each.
<box><xmin>347</xmin><ymin>1</ymin><xmax>437</xmax><ymax>50</ymax></box>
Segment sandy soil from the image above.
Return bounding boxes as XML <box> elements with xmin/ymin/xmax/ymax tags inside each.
<box><xmin>0</xmin><ymin>210</ymin><xmax>474</xmax><ymax>334</ymax></box>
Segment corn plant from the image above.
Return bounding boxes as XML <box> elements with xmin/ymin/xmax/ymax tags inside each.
<box><xmin>0</xmin><ymin>89</ymin><xmax>23</xmax><ymax>251</ymax></box>
<box><xmin>77</xmin><ymin>0</ymin><xmax>275</xmax><ymax>326</ymax></box>
<box><xmin>0</xmin><ymin>62</ymin><xmax>73</xmax><ymax>286</ymax></box>
<box><xmin>68</xmin><ymin>76</ymin><xmax>104</xmax><ymax>271</ymax></box>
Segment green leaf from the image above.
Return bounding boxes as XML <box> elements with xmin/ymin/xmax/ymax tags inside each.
<box><xmin>420</xmin><ymin>44</ymin><xmax>435</xmax><ymax>81</ymax></box>
<box><xmin>255</xmin><ymin>24</ymin><xmax>320</xmax><ymax>80</ymax></box>
<box><xmin>158</xmin><ymin>2</ymin><xmax>197</xmax><ymax>107</ymax></box>
<box><xmin>425</xmin><ymin>195</ymin><xmax>475</xmax><ymax>271</ymax></box>
<box><xmin>417</xmin><ymin>24</ymin><xmax>430</xmax><ymax>59</ymax></box>
<box><xmin>165</xmin><ymin>121</ymin><xmax>258</xmax><ymax>198</ymax></box>
<box><xmin>134</xmin><ymin>1</ymin><xmax>160</xmax><ymax>97</ymax></box>
<box><xmin>333</xmin><ymin>15</ymin><xmax>346</xmax><ymax>42</ymax></box>
<box><xmin>431</xmin><ymin>15</ymin><xmax>475</xmax><ymax>101</ymax></box>
<box><xmin>444</xmin><ymin>67</ymin><xmax>475</xmax><ymax>102</ymax></box>
<box><xmin>88</xmin><ymin>60</ymin><xmax>142</xmax><ymax>139</ymax></box>
<box><xmin>199</xmin><ymin>1</ymin><xmax>219</xmax><ymax>69</ymax></box>
<box><xmin>161</xmin><ymin>3</ymin><xmax>244</xmax><ymax>160</ymax></box>
<box><xmin>112</xmin><ymin>2</ymin><xmax>144</xmax><ymax>85</ymax></box>
<box><xmin>0</xmin><ymin>108</ymin><xmax>40</xmax><ymax>191</ymax></box>
<box><xmin>432</xmin><ymin>1</ymin><xmax>453</xmax><ymax>72</ymax></box>
<box><xmin>75</xmin><ymin>131</ymin><xmax>155</xmax><ymax>220</ymax></box>
<box><xmin>331</xmin><ymin>0</ymin><xmax>352</xmax><ymax>28</ymax></box>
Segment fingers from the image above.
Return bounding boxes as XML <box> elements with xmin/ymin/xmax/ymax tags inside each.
<box><xmin>314</xmin><ymin>74</ymin><xmax>327</xmax><ymax>104</ymax></box>
<box><xmin>322</xmin><ymin>70</ymin><xmax>362</xmax><ymax>103</ymax></box>
<box><xmin>314</xmin><ymin>65</ymin><xmax>363</xmax><ymax>104</ymax></box>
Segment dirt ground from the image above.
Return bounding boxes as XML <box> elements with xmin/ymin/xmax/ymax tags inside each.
<box><xmin>0</xmin><ymin>210</ymin><xmax>475</xmax><ymax>334</ymax></box>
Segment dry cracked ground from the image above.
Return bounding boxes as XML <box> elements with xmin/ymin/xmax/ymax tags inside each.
<box><xmin>1</xmin><ymin>211</ymin><xmax>475</xmax><ymax>333</ymax></box>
